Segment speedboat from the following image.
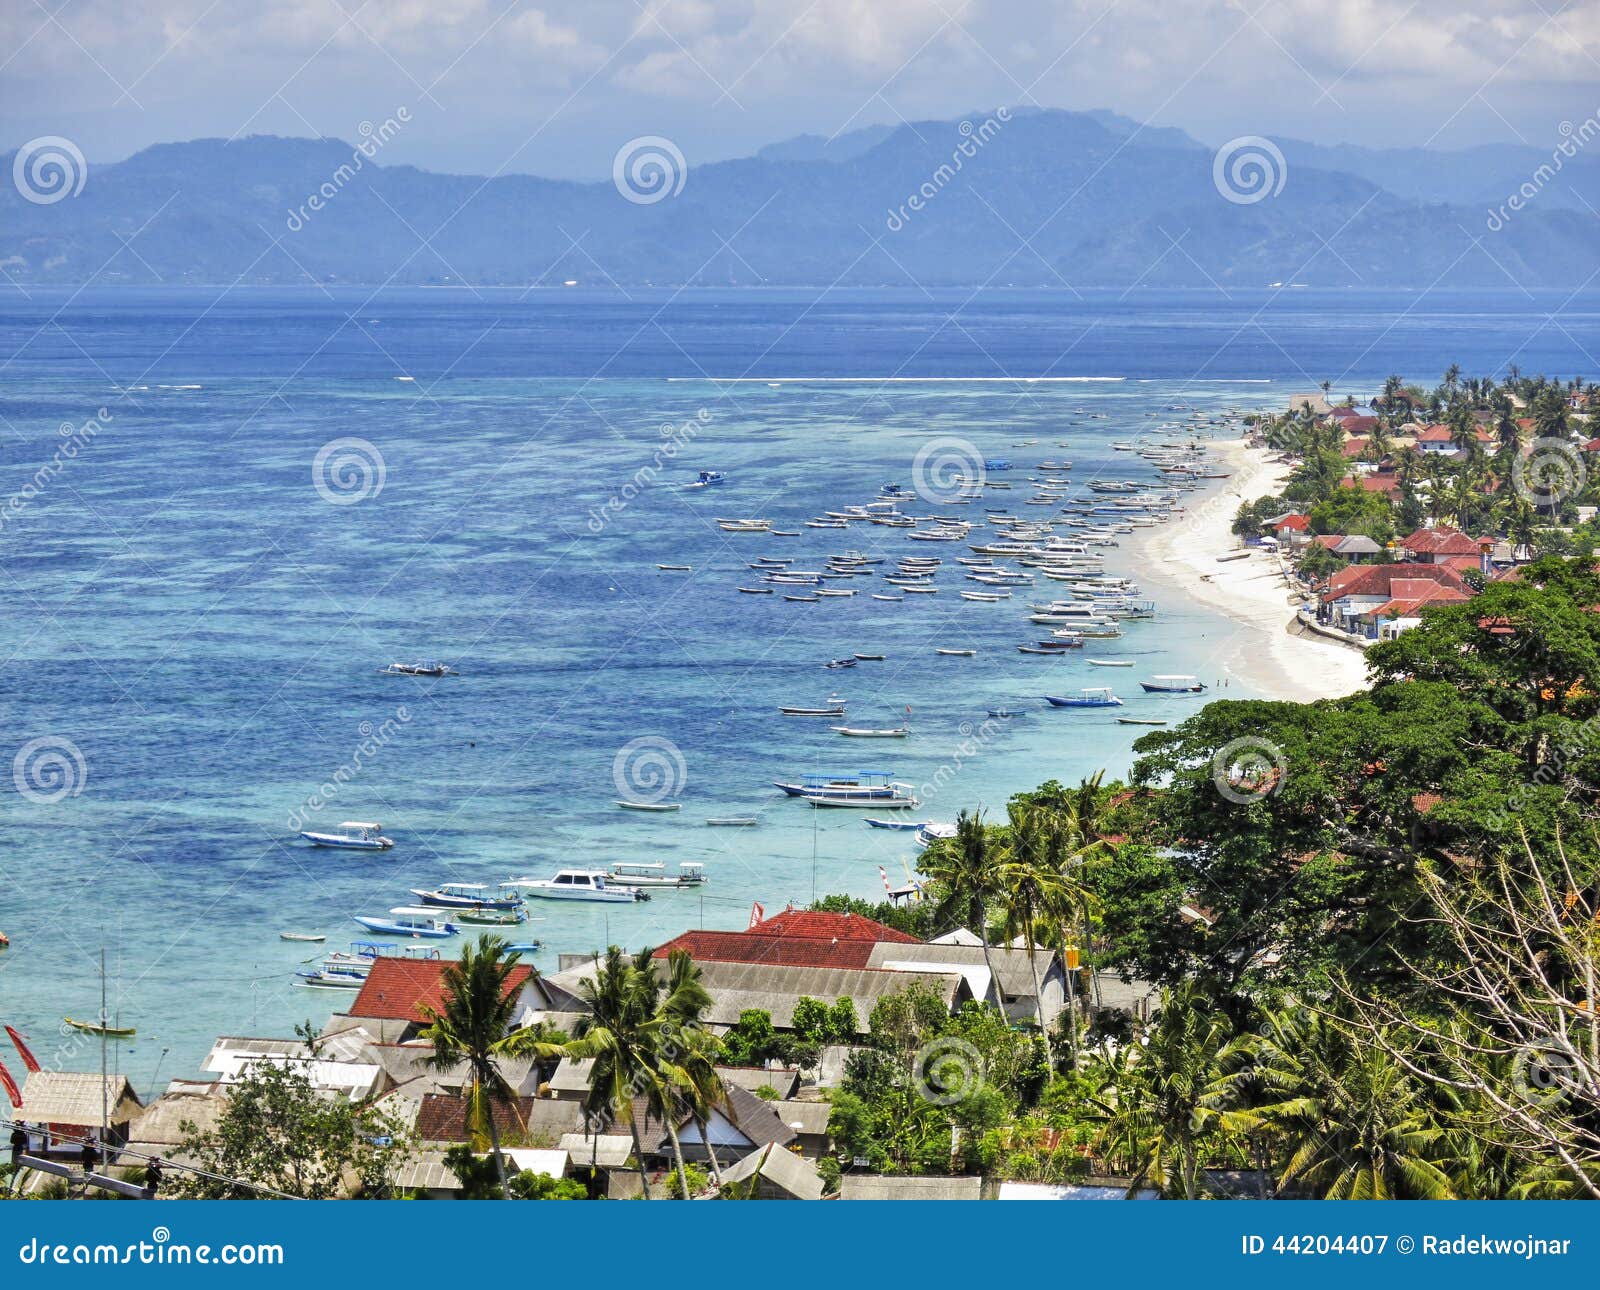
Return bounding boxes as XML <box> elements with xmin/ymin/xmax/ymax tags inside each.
<box><xmin>352</xmin><ymin>907</ymin><xmax>459</xmax><ymax>938</ymax></box>
<box><xmin>300</xmin><ymin>821</ymin><xmax>394</xmax><ymax>850</ymax></box>
<box><xmin>410</xmin><ymin>882</ymin><xmax>524</xmax><ymax>912</ymax></box>
<box><xmin>1140</xmin><ymin>675</ymin><xmax>1207</xmax><ymax>693</ymax></box>
<box><xmin>506</xmin><ymin>870</ymin><xmax>649</xmax><ymax>903</ymax></box>
<box><xmin>686</xmin><ymin>470</ymin><xmax>726</xmax><ymax>489</ymax></box>
<box><xmin>607</xmin><ymin>861</ymin><xmax>707</xmax><ymax>888</ymax></box>
<box><xmin>915</xmin><ymin>822</ymin><xmax>957</xmax><ymax>847</ymax></box>
<box><xmin>1044</xmin><ymin>688</ymin><xmax>1124</xmax><ymax>708</ymax></box>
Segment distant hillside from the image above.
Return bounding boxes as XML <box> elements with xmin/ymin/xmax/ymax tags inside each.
<box><xmin>3</xmin><ymin>110</ymin><xmax>1595</xmax><ymax>288</ymax></box>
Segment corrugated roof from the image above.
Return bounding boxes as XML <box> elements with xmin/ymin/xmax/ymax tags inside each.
<box><xmin>841</xmin><ymin>1174</ymin><xmax>983</xmax><ymax>1200</ymax></box>
<box><xmin>720</xmin><ymin>1142</ymin><xmax>824</xmax><ymax>1200</ymax></box>
<box><xmin>414</xmin><ymin>1093</ymin><xmax>583</xmax><ymax>1146</ymax></box>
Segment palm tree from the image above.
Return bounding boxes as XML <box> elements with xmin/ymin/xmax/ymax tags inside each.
<box><xmin>560</xmin><ymin>946</ymin><xmax>663</xmax><ymax>1198</ymax></box>
<box><xmin>417</xmin><ymin>935</ymin><xmax>530</xmax><ymax>1199</ymax></box>
<box><xmin>1214</xmin><ymin>1006</ymin><xmax>1454</xmax><ymax>1199</ymax></box>
<box><xmin>920</xmin><ymin>809</ymin><xmax>1003</xmax><ymax>1015</ymax></box>
<box><xmin>648</xmin><ymin>949</ymin><xmax>718</xmax><ymax>1197</ymax></box>
<box><xmin>996</xmin><ymin>803</ymin><xmax>1094</xmax><ymax>1068</ymax></box>
<box><xmin>1091</xmin><ymin>982</ymin><xmax>1233</xmax><ymax>1197</ymax></box>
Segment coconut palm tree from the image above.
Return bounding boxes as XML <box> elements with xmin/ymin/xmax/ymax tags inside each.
<box><xmin>920</xmin><ymin>809</ymin><xmax>1003</xmax><ymax>1014</ymax></box>
<box><xmin>1214</xmin><ymin>1006</ymin><xmax>1454</xmax><ymax>1199</ymax></box>
<box><xmin>996</xmin><ymin>804</ymin><xmax>1094</xmax><ymax>1068</ymax></box>
<box><xmin>417</xmin><ymin>934</ymin><xmax>531</xmax><ymax>1199</ymax></box>
<box><xmin>1091</xmin><ymin>982</ymin><xmax>1233</xmax><ymax>1197</ymax></box>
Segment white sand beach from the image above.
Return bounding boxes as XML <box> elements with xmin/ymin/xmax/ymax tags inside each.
<box><xmin>1128</xmin><ymin>439</ymin><xmax>1371</xmax><ymax>703</ymax></box>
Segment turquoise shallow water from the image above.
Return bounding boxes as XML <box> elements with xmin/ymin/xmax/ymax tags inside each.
<box><xmin>1</xmin><ymin>287</ymin><xmax>1593</xmax><ymax>1092</ymax></box>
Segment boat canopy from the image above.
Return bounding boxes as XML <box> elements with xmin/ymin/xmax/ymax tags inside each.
<box><xmin>341</xmin><ymin>821</ymin><xmax>384</xmax><ymax>831</ymax></box>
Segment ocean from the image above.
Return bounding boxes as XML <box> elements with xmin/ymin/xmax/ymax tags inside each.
<box><xmin>1</xmin><ymin>286</ymin><xmax>1594</xmax><ymax>1092</ymax></box>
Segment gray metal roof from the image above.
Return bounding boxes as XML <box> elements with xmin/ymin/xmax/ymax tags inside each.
<box><xmin>841</xmin><ymin>1174</ymin><xmax>984</xmax><ymax>1200</ymax></box>
<box><xmin>720</xmin><ymin>1142</ymin><xmax>824</xmax><ymax>1200</ymax></box>
<box><xmin>863</xmin><ymin>941</ymin><xmax>1060</xmax><ymax>1000</ymax></box>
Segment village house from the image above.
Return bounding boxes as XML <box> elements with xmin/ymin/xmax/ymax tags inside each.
<box><xmin>1317</xmin><ymin>562</ymin><xmax>1473</xmax><ymax>638</ymax></box>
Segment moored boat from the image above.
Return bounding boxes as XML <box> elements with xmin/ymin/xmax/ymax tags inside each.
<box><xmin>1044</xmin><ymin>687</ymin><xmax>1124</xmax><ymax>708</ymax></box>
<box><xmin>1140</xmin><ymin>675</ymin><xmax>1207</xmax><ymax>693</ymax></box>
<box><xmin>506</xmin><ymin>870</ymin><xmax>649</xmax><ymax>903</ymax></box>
<box><xmin>299</xmin><ymin>821</ymin><xmax>394</xmax><ymax>850</ymax></box>
<box><xmin>352</xmin><ymin>907</ymin><xmax>459</xmax><ymax>938</ymax></box>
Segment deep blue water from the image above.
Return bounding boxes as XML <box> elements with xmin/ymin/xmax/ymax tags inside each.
<box><xmin>0</xmin><ymin>287</ymin><xmax>1593</xmax><ymax>1092</ymax></box>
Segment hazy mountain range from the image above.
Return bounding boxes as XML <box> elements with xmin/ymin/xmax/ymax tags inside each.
<box><xmin>4</xmin><ymin>109</ymin><xmax>1596</xmax><ymax>289</ymax></box>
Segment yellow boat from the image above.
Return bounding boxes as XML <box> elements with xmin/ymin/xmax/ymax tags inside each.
<box><xmin>62</xmin><ymin>1016</ymin><xmax>136</xmax><ymax>1038</ymax></box>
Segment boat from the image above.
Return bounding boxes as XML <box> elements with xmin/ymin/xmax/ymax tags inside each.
<box><xmin>871</xmin><ymin>594</ymin><xmax>903</xmax><ymax>602</ymax></box>
<box><xmin>506</xmin><ymin>870</ymin><xmax>649</xmax><ymax>903</ymax></box>
<box><xmin>62</xmin><ymin>1017</ymin><xmax>136</xmax><ymax>1038</ymax></box>
<box><xmin>279</xmin><ymin>932</ymin><xmax>326</xmax><ymax>943</ymax></box>
<box><xmin>1140</xmin><ymin>675</ymin><xmax>1207</xmax><ymax>693</ymax></box>
<box><xmin>1044</xmin><ymin>688</ymin><xmax>1124</xmax><ymax>708</ymax></box>
<box><xmin>987</xmin><ymin>709</ymin><xmax>1027</xmax><ymax>718</ymax></box>
<box><xmin>607</xmin><ymin>861</ymin><xmax>707</xmax><ymax>888</ymax></box>
<box><xmin>717</xmin><ymin>518</ymin><xmax>772</xmax><ymax>532</ymax></box>
<box><xmin>853</xmin><ymin>653</ymin><xmax>885</xmax><ymax>661</ymax></box>
<box><xmin>774</xmin><ymin>771</ymin><xmax>899</xmax><ymax>798</ymax></box>
<box><xmin>685</xmin><ymin>470</ymin><xmax>725</xmax><ymax>489</ymax></box>
<box><xmin>864</xmin><ymin>817</ymin><xmax>925</xmax><ymax>830</ymax></box>
<box><xmin>783</xmin><ymin>594</ymin><xmax>819</xmax><ymax>603</ymax></box>
<box><xmin>616</xmin><ymin>800</ymin><xmax>683</xmax><ymax>812</ymax></box>
<box><xmin>656</xmin><ymin>563</ymin><xmax>692</xmax><ymax>571</ymax></box>
<box><xmin>915</xmin><ymin>822</ymin><xmax>957</xmax><ymax>847</ymax></box>
<box><xmin>738</xmin><ymin>587</ymin><xmax>775</xmax><ymax>594</ymax></box>
<box><xmin>824</xmin><ymin>658</ymin><xmax>858</xmax><ymax>669</ymax></box>
<box><xmin>1089</xmin><ymin>658</ymin><xmax>1133</xmax><ymax>667</ymax></box>
<box><xmin>806</xmin><ymin>782</ymin><xmax>920</xmax><ymax>809</ymax></box>
<box><xmin>457</xmin><ymin>907</ymin><xmax>528</xmax><ymax>926</ymax></box>
<box><xmin>705</xmin><ymin>816</ymin><xmax>760</xmax><ymax>826</ymax></box>
<box><xmin>410</xmin><ymin>882</ymin><xmax>524</xmax><ymax>911</ymax></box>
<box><xmin>299</xmin><ymin>821</ymin><xmax>394</xmax><ymax>850</ymax></box>
<box><xmin>379</xmin><ymin>661</ymin><xmax>457</xmax><ymax>677</ymax></box>
<box><xmin>831</xmin><ymin>726</ymin><xmax>910</xmax><ymax>738</ymax></box>
<box><xmin>295</xmin><ymin>963</ymin><xmax>370</xmax><ymax>990</ymax></box>
<box><xmin>780</xmin><ymin>702</ymin><xmax>847</xmax><ymax>716</ymax></box>
<box><xmin>935</xmin><ymin>648</ymin><xmax>976</xmax><ymax>657</ymax></box>
<box><xmin>352</xmin><ymin>907</ymin><xmax>459</xmax><ymax>938</ymax></box>
<box><xmin>1117</xmin><ymin>717</ymin><xmax>1169</xmax><ymax>726</ymax></box>
<box><xmin>814</xmin><ymin>588</ymin><xmax>856</xmax><ymax>598</ymax></box>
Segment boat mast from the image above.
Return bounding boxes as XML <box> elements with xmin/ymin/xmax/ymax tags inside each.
<box><xmin>99</xmin><ymin>946</ymin><xmax>108</xmax><ymax>1157</ymax></box>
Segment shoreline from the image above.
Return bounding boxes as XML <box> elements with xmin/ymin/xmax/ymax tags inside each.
<box><xmin>1123</xmin><ymin>438</ymin><xmax>1370</xmax><ymax>704</ymax></box>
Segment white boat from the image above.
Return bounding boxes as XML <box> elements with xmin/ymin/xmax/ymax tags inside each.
<box><xmin>1088</xmin><ymin>659</ymin><xmax>1134</xmax><ymax>667</ymax></box>
<box><xmin>410</xmin><ymin>882</ymin><xmax>523</xmax><ymax>911</ymax></box>
<box><xmin>780</xmin><ymin>701</ymin><xmax>847</xmax><ymax>716</ymax></box>
<box><xmin>807</xmin><ymin>783</ymin><xmax>920</xmax><ymax>809</ymax></box>
<box><xmin>705</xmin><ymin>816</ymin><xmax>759</xmax><ymax>826</ymax></box>
<box><xmin>279</xmin><ymin>932</ymin><xmax>326</xmax><ymax>943</ymax></box>
<box><xmin>1140</xmin><ymin>675</ymin><xmax>1207</xmax><ymax>693</ymax></box>
<box><xmin>506</xmin><ymin>870</ymin><xmax>649</xmax><ymax>903</ymax></box>
<box><xmin>607</xmin><ymin>861</ymin><xmax>707</xmax><ymax>888</ymax></box>
<box><xmin>831</xmin><ymin>726</ymin><xmax>910</xmax><ymax>738</ymax></box>
<box><xmin>915</xmin><ymin>822</ymin><xmax>957</xmax><ymax>847</ymax></box>
<box><xmin>300</xmin><ymin>821</ymin><xmax>394</xmax><ymax>850</ymax></box>
<box><xmin>616</xmin><ymin>800</ymin><xmax>682</xmax><ymax>812</ymax></box>
<box><xmin>351</xmin><ymin>907</ymin><xmax>458</xmax><ymax>938</ymax></box>
<box><xmin>935</xmin><ymin>648</ymin><xmax>976</xmax><ymax>657</ymax></box>
<box><xmin>717</xmin><ymin>518</ymin><xmax>773</xmax><ymax>532</ymax></box>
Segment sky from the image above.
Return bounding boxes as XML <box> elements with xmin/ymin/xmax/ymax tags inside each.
<box><xmin>3</xmin><ymin>0</ymin><xmax>1598</xmax><ymax>178</ymax></box>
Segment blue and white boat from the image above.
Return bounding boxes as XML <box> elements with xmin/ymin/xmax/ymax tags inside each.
<box><xmin>865</xmin><ymin>817</ymin><xmax>925</xmax><ymax>831</ymax></box>
<box><xmin>686</xmin><ymin>470</ymin><xmax>726</xmax><ymax>489</ymax></box>
<box><xmin>774</xmin><ymin>770</ymin><xmax>898</xmax><ymax>799</ymax></box>
<box><xmin>300</xmin><ymin>821</ymin><xmax>394</xmax><ymax>850</ymax></box>
<box><xmin>352</xmin><ymin>907</ymin><xmax>459</xmax><ymax>938</ymax></box>
<box><xmin>409</xmin><ymin>882</ymin><xmax>524</xmax><ymax>912</ymax></box>
<box><xmin>1044</xmin><ymin>687</ymin><xmax>1124</xmax><ymax>708</ymax></box>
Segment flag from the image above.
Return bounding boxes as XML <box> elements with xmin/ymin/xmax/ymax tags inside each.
<box><xmin>0</xmin><ymin>1057</ymin><xmax>20</xmax><ymax>1108</ymax></box>
<box><xmin>5</xmin><ymin>1025</ymin><xmax>39</xmax><ymax>1073</ymax></box>
<box><xmin>748</xmin><ymin>901</ymin><xmax>765</xmax><ymax>929</ymax></box>
<box><xmin>878</xmin><ymin>865</ymin><xmax>892</xmax><ymax>896</ymax></box>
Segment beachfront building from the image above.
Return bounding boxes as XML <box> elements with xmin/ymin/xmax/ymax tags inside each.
<box><xmin>1317</xmin><ymin>563</ymin><xmax>1473</xmax><ymax>638</ymax></box>
<box><xmin>1399</xmin><ymin>525</ymin><xmax>1490</xmax><ymax>571</ymax></box>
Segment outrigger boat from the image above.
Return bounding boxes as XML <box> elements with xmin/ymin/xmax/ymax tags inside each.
<box><xmin>774</xmin><ymin>771</ymin><xmax>899</xmax><ymax>799</ymax></box>
<box><xmin>352</xmin><ymin>907</ymin><xmax>459</xmax><ymax>938</ymax></box>
<box><xmin>300</xmin><ymin>821</ymin><xmax>394</xmax><ymax>850</ymax></box>
<box><xmin>279</xmin><ymin>931</ymin><xmax>326</xmax><ymax>943</ymax></box>
<box><xmin>380</xmin><ymin>661</ymin><xmax>457</xmax><ymax>676</ymax></box>
<box><xmin>1140</xmin><ymin>675</ymin><xmax>1207</xmax><ymax>693</ymax></box>
<box><xmin>607</xmin><ymin>861</ymin><xmax>707</xmax><ymax>888</ymax></box>
<box><xmin>616</xmin><ymin>800</ymin><xmax>682</xmax><ymax>812</ymax></box>
<box><xmin>506</xmin><ymin>870</ymin><xmax>650</xmax><ymax>903</ymax></box>
<box><xmin>63</xmin><ymin>1017</ymin><xmax>135</xmax><ymax>1038</ymax></box>
<box><xmin>1045</xmin><ymin>687</ymin><xmax>1124</xmax><ymax>708</ymax></box>
<box><xmin>806</xmin><ymin>781</ymin><xmax>919</xmax><ymax>809</ymax></box>
<box><xmin>831</xmin><ymin>726</ymin><xmax>909</xmax><ymax>738</ymax></box>
<box><xmin>409</xmin><ymin>882</ymin><xmax>524</xmax><ymax>911</ymax></box>
<box><xmin>780</xmin><ymin>700</ymin><xmax>847</xmax><ymax>716</ymax></box>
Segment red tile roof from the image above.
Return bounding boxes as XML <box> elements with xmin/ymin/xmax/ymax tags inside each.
<box><xmin>351</xmin><ymin>957</ymin><xmax>535</xmax><ymax>1023</ymax></box>
<box><xmin>1401</xmin><ymin>526</ymin><xmax>1482</xmax><ymax>557</ymax></box>
<box><xmin>655</xmin><ymin>929</ymin><xmax>880</xmax><ymax>970</ymax></box>
<box><xmin>1414</xmin><ymin>424</ymin><xmax>1455</xmax><ymax>443</ymax></box>
<box><xmin>656</xmin><ymin>908</ymin><xmax>922</xmax><ymax>971</ymax></box>
<box><xmin>1342</xmin><ymin>473</ymin><xmax>1402</xmax><ymax>494</ymax></box>
<box><xmin>1323</xmin><ymin>562</ymin><xmax>1470</xmax><ymax>603</ymax></box>
<box><xmin>1341</xmin><ymin>415</ymin><xmax>1380</xmax><ymax>435</ymax></box>
<box><xmin>1340</xmin><ymin>437</ymin><xmax>1371</xmax><ymax>458</ymax></box>
<box><xmin>1311</xmin><ymin>534</ymin><xmax>1346</xmax><ymax>550</ymax></box>
<box><xmin>747</xmin><ymin>909</ymin><xmax>920</xmax><ymax>944</ymax></box>
<box><xmin>1273</xmin><ymin>514</ymin><xmax>1311</xmax><ymax>532</ymax></box>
